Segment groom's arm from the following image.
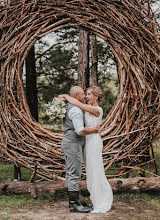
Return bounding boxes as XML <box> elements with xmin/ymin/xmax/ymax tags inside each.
<box><xmin>78</xmin><ymin>126</ymin><xmax>99</xmax><ymax>136</ymax></box>
<box><xmin>68</xmin><ymin>107</ymin><xmax>99</xmax><ymax>136</ymax></box>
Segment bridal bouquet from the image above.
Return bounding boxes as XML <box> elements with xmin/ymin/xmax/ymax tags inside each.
<box><xmin>46</xmin><ymin>97</ymin><xmax>68</xmax><ymax>122</ymax></box>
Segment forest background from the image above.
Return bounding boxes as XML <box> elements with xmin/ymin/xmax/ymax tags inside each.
<box><xmin>24</xmin><ymin>28</ymin><xmax>118</xmax><ymax>129</ymax></box>
<box><xmin>23</xmin><ymin>0</ymin><xmax>160</xmax><ymax>132</ymax></box>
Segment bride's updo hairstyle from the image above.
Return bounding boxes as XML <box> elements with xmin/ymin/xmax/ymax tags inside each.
<box><xmin>87</xmin><ymin>86</ymin><xmax>105</xmax><ymax>104</ymax></box>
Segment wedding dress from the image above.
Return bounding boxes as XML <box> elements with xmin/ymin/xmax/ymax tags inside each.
<box><xmin>84</xmin><ymin>106</ymin><xmax>113</xmax><ymax>213</ymax></box>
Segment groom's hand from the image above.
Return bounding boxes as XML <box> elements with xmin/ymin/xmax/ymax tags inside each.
<box><xmin>78</xmin><ymin>125</ymin><xmax>99</xmax><ymax>136</ymax></box>
<box><xmin>93</xmin><ymin>125</ymin><xmax>100</xmax><ymax>133</ymax></box>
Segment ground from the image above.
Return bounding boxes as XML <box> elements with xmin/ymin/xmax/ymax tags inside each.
<box><xmin>0</xmin><ymin>144</ymin><xmax>160</xmax><ymax>220</ymax></box>
<box><xmin>1</xmin><ymin>196</ymin><xmax>160</xmax><ymax>220</ymax></box>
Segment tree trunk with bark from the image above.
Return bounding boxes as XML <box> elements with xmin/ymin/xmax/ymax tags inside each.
<box><xmin>25</xmin><ymin>45</ymin><xmax>38</xmax><ymax>121</ymax></box>
<box><xmin>1</xmin><ymin>177</ymin><xmax>160</xmax><ymax>199</ymax></box>
<box><xmin>78</xmin><ymin>29</ymin><xmax>90</xmax><ymax>90</ymax></box>
<box><xmin>90</xmin><ymin>34</ymin><xmax>98</xmax><ymax>86</ymax></box>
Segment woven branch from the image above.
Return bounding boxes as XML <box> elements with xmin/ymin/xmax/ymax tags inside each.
<box><xmin>0</xmin><ymin>0</ymin><xmax>160</xmax><ymax>180</ymax></box>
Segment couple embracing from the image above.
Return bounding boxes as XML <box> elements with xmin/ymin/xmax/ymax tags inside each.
<box><xmin>58</xmin><ymin>85</ymin><xmax>113</xmax><ymax>213</ymax></box>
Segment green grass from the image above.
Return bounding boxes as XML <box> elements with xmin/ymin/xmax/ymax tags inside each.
<box><xmin>0</xmin><ymin>159</ymin><xmax>41</xmax><ymax>182</ymax></box>
<box><xmin>0</xmin><ymin>193</ymin><xmax>55</xmax><ymax>220</ymax></box>
<box><xmin>0</xmin><ymin>187</ymin><xmax>160</xmax><ymax>220</ymax></box>
<box><xmin>0</xmin><ymin>162</ymin><xmax>13</xmax><ymax>182</ymax></box>
<box><xmin>114</xmin><ymin>192</ymin><xmax>160</xmax><ymax>212</ymax></box>
<box><xmin>0</xmin><ymin>141</ymin><xmax>159</xmax><ymax>219</ymax></box>
<box><xmin>115</xmin><ymin>192</ymin><xmax>160</xmax><ymax>201</ymax></box>
<box><xmin>0</xmin><ymin>191</ymin><xmax>160</xmax><ymax>213</ymax></box>
<box><xmin>0</xmin><ymin>193</ymin><xmax>54</xmax><ymax>211</ymax></box>
<box><xmin>0</xmin><ymin>217</ymin><xmax>10</xmax><ymax>220</ymax></box>
<box><xmin>113</xmin><ymin>192</ymin><xmax>160</xmax><ymax>220</ymax></box>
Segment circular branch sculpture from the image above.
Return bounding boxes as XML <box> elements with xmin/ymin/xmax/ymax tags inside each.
<box><xmin>0</xmin><ymin>0</ymin><xmax>159</xmax><ymax>180</ymax></box>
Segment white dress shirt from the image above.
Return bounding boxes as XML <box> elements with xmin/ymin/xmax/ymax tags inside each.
<box><xmin>68</xmin><ymin>106</ymin><xmax>84</xmax><ymax>134</ymax></box>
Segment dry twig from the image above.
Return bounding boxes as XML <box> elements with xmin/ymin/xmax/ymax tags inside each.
<box><xmin>0</xmin><ymin>0</ymin><xmax>159</xmax><ymax>180</ymax></box>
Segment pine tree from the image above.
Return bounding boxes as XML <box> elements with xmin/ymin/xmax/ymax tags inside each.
<box><xmin>78</xmin><ymin>29</ymin><xmax>90</xmax><ymax>90</ymax></box>
<box><xmin>90</xmin><ymin>34</ymin><xmax>98</xmax><ymax>86</ymax></box>
<box><xmin>25</xmin><ymin>45</ymin><xmax>38</xmax><ymax>121</ymax></box>
<box><xmin>34</xmin><ymin>28</ymin><xmax>118</xmax><ymax>125</ymax></box>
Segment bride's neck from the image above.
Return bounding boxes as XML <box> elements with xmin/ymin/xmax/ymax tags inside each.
<box><xmin>91</xmin><ymin>102</ymin><xmax>98</xmax><ymax>106</ymax></box>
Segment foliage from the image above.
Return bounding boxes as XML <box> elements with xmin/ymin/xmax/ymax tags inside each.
<box><xmin>35</xmin><ymin>29</ymin><xmax>78</xmax><ymax>125</ymax></box>
<box><xmin>99</xmin><ymin>74</ymin><xmax>118</xmax><ymax>117</ymax></box>
<box><xmin>35</xmin><ymin>28</ymin><xmax>118</xmax><ymax>126</ymax></box>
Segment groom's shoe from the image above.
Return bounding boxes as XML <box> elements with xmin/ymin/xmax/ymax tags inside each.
<box><xmin>68</xmin><ymin>191</ymin><xmax>90</xmax><ymax>213</ymax></box>
<box><xmin>66</xmin><ymin>188</ymin><xmax>71</xmax><ymax>208</ymax></box>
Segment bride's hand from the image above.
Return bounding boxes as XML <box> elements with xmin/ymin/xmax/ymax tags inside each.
<box><xmin>54</xmin><ymin>97</ymin><xmax>66</xmax><ymax>103</ymax></box>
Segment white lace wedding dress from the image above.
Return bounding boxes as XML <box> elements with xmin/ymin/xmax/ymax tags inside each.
<box><xmin>84</xmin><ymin>106</ymin><xmax>113</xmax><ymax>213</ymax></box>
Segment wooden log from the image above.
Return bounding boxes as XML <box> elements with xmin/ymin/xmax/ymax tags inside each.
<box><xmin>0</xmin><ymin>177</ymin><xmax>160</xmax><ymax>199</ymax></box>
<box><xmin>109</xmin><ymin>177</ymin><xmax>160</xmax><ymax>193</ymax></box>
<box><xmin>0</xmin><ymin>179</ymin><xmax>66</xmax><ymax>199</ymax></box>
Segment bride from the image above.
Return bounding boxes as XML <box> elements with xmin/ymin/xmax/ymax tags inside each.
<box><xmin>59</xmin><ymin>86</ymin><xmax>113</xmax><ymax>213</ymax></box>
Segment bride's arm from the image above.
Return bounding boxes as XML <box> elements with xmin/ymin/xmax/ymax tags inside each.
<box><xmin>58</xmin><ymin>94</ymin><xmax>100</xmax><ymax>117</ymax></box>
<box><xmin>54</xmin><ymin>97</ymin><xmax>66</xmax><ymax>103</ymax></box>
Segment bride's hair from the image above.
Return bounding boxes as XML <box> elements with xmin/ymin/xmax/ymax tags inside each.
<box><xmin>87</xmin><ymin>86</ymin><xmax>105</xmax><ymax>104</ymax></box>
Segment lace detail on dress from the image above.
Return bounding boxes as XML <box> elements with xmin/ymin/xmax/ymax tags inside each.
<box><xmin>84</xmin><ymin>106</ymin><xmax>113</xmax><ymax>213</ymax></box>
<box><xmin>85</xmin><ymin>106</ymin><xmax>103</xmax><ymax>128</ymax></box>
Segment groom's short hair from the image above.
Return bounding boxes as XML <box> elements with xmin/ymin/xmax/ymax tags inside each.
<box><xmin>69</xmin><ymin>86</ymin><xmax>83</xmax><ymax>97</ymax></box>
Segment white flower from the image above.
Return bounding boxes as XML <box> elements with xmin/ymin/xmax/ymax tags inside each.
<box><xmin>50</xmin><ymin>105</ymin><xmax>61</xmax><ymax>114</ymax></box>
<box><xmin>59</xmin><ymin>114</ymin><xmax>65</xmax><ymax>119</ymax></box>
<box><xmin>46</xmin><ymin>109</ymin><xmax>52</xmax><ymax>116</ymax></box>
<box><xmin>61</xmin><ymin>107</ymin><xmax>67</xmax><ymax>114</ymax></box>
<box><xmin>46</xmin><ymin>98</ymin><xmax>68</xmax><ymax>122</ymax></box>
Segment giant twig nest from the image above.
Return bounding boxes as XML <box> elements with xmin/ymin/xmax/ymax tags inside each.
<box><xmin>0</xmin><ymin>0</ymin><xmax>159</xmax><ymax>180</ymax></box>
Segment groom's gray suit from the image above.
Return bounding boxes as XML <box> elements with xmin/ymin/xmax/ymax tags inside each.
<box><xmin>62</xmin><ymin>103</ymin><xmax>85</xmax><ymax>192</ymax></box>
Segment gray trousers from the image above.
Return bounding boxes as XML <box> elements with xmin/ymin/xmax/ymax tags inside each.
<box><xmin>62</xmin><ymin>141</ymin><xmax>83</xmax><ymax>191</ymax></box>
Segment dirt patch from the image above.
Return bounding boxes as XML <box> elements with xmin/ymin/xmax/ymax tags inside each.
<box><xmin>1</xmin><ymin>197</ymin><xmax>159</xmax><ymax>220</ymax></box>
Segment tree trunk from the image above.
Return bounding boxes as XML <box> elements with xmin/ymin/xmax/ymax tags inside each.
<box><xmin>90</xmin><ymin>34</ymin><xmax>98</xmax><ymax>86</ymax></box>
<box><xmin>1</xmin><ymin>177</ymin><xmax>160</xmax><ymax>198</ymax></box>
<box><xmin>78</xmin><ymin>29</ymin><xmax>90</xmax><ymax>90</ymax></box>
<box><xmin>25</xmin><ymin>45</ymin><xmax>38</xmax><ymax>121</ymax></box>
<box><xmin>14</xmin><ymin>164</ymin><xmax>21</xmax><ymax>181</ymax></box>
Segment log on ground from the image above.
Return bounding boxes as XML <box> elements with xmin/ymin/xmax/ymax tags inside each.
<box><xmin>0</xmin><ymin>177</ymin><xmax>160</xmax><ymax>198</ymax></box>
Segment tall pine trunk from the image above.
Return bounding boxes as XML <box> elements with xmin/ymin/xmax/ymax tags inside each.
<box><xmin>90</xmin><ymin>34</ymin><xmax>98</xmax><ymax>86</ymax></box>
<box><xmin>25</xmin><ymin>45</ymin><xmax>38</xmax><ymax>121</ymax></box>
<box><xmin>78</xmin><ymin>29</ymin><xmax>90</xmax><ymax>90</ymax></box>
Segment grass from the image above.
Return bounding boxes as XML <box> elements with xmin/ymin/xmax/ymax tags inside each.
<box><xmin>112</xmin><ymin>192</ymin><xmax>160</xmax><ymax>220</ymax></box>
<box><xmin>0</xmin><ymin>159</ymin><xmax>41</xmax><ymax>182</ymax></box>
<box><xmin>0</xmin><ymin>193</ymin><xmax>53</xmax><ymax>210</ymax></box>
<box><xmin>0</xmin><ymin>217</ymin><xmax>10</xmax><ymax>220</ymax></box>
<box><xmin>0</xmin><ymin>193</ymin><xmax>54</xmax><ymax>220</ymax></box>
<box><xmin>114</xmin><ymin>192</ymin><xmax>160</xmax><ymax>201</ymax></box>
<box><xmin>0</xmin><ymin>141</ymin><xmax>159</xmax><ymax>219</ymax></box>
<box><xmin>0</xmin><ymin>191</ymin><xmax>160</xmax><ymax>217</ymax></box>
<box><xmin>1</xmin><ymin>192</ymin><xmax>160</xmax><ymax>220</ymax></box>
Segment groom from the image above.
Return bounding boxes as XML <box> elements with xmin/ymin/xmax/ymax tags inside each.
<box><xmin>61</xmin><ymin>86</ymin><xmax>99</xmax><ymax>213</ymax></box>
